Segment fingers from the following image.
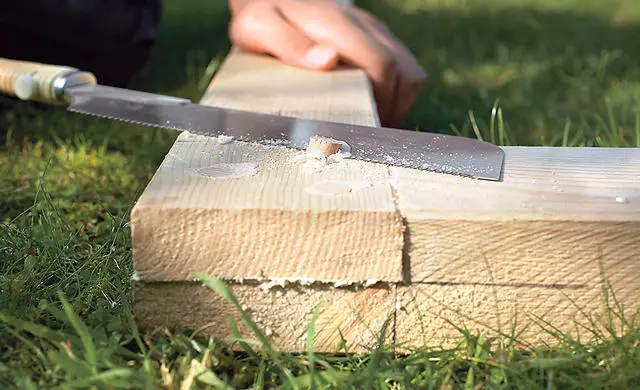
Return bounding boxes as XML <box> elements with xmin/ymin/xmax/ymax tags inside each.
<box><xmin>229</xmin><ymin>1</ymin><xmax>339</xmax><ymax>70</ymax></box>
<box><xmin>277</xmin><ymin>0</ymin><xmax>399</xmax><ymax>123</ymax></box>
<box><xmin>353</xmin><ymin>8</ymin><xmax>427</xmax><ymax>127</ymax></box>
<box><xmin>228</xmin><ymin>0</ymin><xmax>426</xmax><ymax>127</ymax></box>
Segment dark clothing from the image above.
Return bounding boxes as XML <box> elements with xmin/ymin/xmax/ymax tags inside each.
<box><xmin>0</xmin><ymin>0</ymin><xmax>162</xmax><ymax>87</ymax></box>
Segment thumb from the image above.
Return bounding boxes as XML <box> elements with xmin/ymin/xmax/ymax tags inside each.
<box><xmin>229</xmin><ymin>4</ymin><xmax>339</xmax><ymax>70</ymax></box>
<box><xmin>299</xmin><ymin>45</ymin><xmax>340</xmax><ymax>70</ymax></box>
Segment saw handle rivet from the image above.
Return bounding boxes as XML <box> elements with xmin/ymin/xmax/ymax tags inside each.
<box><xmin>14</xmin><ymin>74</ymin><xmax>38</xmax><ymax>100</ymax></box>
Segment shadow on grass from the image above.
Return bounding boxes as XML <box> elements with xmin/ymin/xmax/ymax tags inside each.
<box><xmin>0</xmin><ymin>0</ymin><xmax>231</xmax><ymax>148</ymax></box>
<box><xmin>359</xmin><ymin>1</ymin><xmax>640</xmax><ymax>145</ymax></box>
<box><xmin>135</xmin><ymin>0</ymin><xmax>232</xmax><ymax>98</ymax></box>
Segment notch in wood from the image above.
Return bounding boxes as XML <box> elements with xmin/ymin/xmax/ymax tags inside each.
<box><xmin>307</xmin><ymin>135</ymin><xmax>343</xmax><ymax>157</ymax></box>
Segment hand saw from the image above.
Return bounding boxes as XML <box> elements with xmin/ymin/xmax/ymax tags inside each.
<box><xmin>0</xmin><ymin>57</ymin><xmax>505</xmax><ymax>181</ymax></box>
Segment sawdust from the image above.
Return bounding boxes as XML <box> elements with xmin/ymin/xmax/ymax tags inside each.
<box><xmin>215</xmin><ymin>275</ymin><xmax>392</xmax><ymax>292</ymax></box>
<box><xmin>217</xmin><ymin>135</ymin><xmax>235</xmax><ymax>144</ymax></box>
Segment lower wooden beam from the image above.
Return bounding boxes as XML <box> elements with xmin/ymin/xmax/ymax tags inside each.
<box><xmin>396</xmin><ymin>277</ymin><xmax>639</xmax><ymax>350</ymax></box>
<box><xmin>133</xmin><ymin>281</ymin><xmax>396</xmax><ymax>354</ymax></box>
<box><xmin>134</xmin><ymin>269</ymin><xmax>640</xmax><ymax>353</ymax></box>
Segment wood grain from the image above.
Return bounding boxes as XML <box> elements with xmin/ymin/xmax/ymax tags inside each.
<box><xmin>392</xmin><ymin>146</ymin><xmax>639</xmax><ymax>222</ymax></box>
<box><xmin>134</xmin><ymin>281</ymin><xmax>395</xmax><ymax>354</ymax></box>
<box><xmin>393</xmin><ymin>146</ymin><xmax>640</xmax><ymax>285</ymax></box>
<box><xmin>396</xmin><ymin>278</ymin><xmax>638</xmax><ymax>350</ymax></box>
<box><xmin>131</xmin><ymin>49</ymin><xmax>404</xmax><ymax>284</ymax></box>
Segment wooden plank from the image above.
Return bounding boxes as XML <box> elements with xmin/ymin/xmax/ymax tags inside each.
<box><xmin>131</xmin><ymin>49</ymin><xmax>404</xmax><ymax>284</ymax></box>
<box><xmin>394</xmin><ymin>146</ymin><xmax>640</xmax><ymax>285</ymax></box>
<box><xmin>393</xmin><ymin>146</ymin><xmax>640</xmax><ymax>349</ymax></box>
<box><xmin>134</xmin><ymin>281</ymin><xmax>395</xmax><ymax>354</ymax></box>
<box><xmin>131</xmin><ymin>46</ymin><xmax>401</xmax><ymax>353</ymax></box>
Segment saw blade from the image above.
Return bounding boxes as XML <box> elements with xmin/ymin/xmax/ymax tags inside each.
<box><xmin>65</xmin><ymin>84</ymin><xmax>505</xmax><ymax>181</ymax></box>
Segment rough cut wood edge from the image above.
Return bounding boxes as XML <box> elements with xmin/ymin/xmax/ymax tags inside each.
<box><xmin>133</xmin><ymin>281</ymin><xmax>396</xmax><ymax>354</ymax></box>
<box><xmin>130</xmin><ymin>48</ymin><xmax>404</xmax><ymax>283</ymax></box>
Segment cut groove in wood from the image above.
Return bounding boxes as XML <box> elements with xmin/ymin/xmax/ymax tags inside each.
<box><xmin>307</xmin><ymin>135</ymin><xmax>344</xmax><ymax>157</ymax></box>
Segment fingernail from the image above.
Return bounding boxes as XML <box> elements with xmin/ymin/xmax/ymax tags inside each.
<box><xmin>302</xmin><ymin>45</ymin><xmax>337</xmax><ymax>68</ymax></box>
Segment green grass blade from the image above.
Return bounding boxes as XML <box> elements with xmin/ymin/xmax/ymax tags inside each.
<box><xmin>465</xmin><ymin>366</ymin><xmax>474</xmax><ymax>390</ymax></box>
<box><xmin>0</xmin><ymin>313</ymin><xmax>67</xmax><ymax>344</ymax></box>
<box><xmin>490</xmin><ymin>99</ymin><xmax>500</xmax><ymax>145</ymax></box>
<box><xmin>364</xmin><ymin>314</ymin><xmax>393</xmax><ymax>389</ymax></box>
<box><xmin>4</xmin><ymin>326</ymin><xmax>40</xmax><ymax>355</ymax></box>
<box><xmin>606</xmin><ymin>98</ymin><xmax>616</xmax><ymax>134</ymax></box>
<box><xmin>14</xmin><ymin>376</ymin><xmax>38</xmax><ymax>390</ymax></box>
<box><xmin>50</xmin><ymin>347</ymin><xmax>94</xmax><ymax>383</ymax></box>
<box><xmin>546</xmin><ymin>369</ymin><xmax>555</xmax><ymax>390</ymax></box>
<box><xmin>198</xmin><ymin>55</ymin><xmax>223</xmax><ymax>93</ymax></box>
<box><xmin>468</xmin><ymin>110</ymin><xmax>484</xmax><ymax>141</ymax></box>
<box><xmin>636</xmin><ymin>109</ymin><xmax>640</xmax><ymax>148</ymax></box>
<box><xmin>197</xmin><ymin>273</ymin><xmax>272</xmax><ymax>352</ymax></box>
<box><xmin>449</xmin><ymin>123</ymin><xmax>463</xmax><ymax>137</ymax></box>
<box><xmin>65</xmin><ymin>368</ymin><xmax>134</xmax><ymax>389</ymax></box>
<box><xmin>562</xmin><ymin>118</ymin><xmax>571</xmax><ymax>147</ymax></box>
<box><xmin>228</xmin><ymin>315</ymin><xmax>260</xmax><ymax>361</ymax></box>
<box><xmin>57</xmin><ymin>292</ymin><xmax>98</xmax><ymax>375</ymax></box>
<box><xmin>197</xmin><ymin>369</ymin><xmax>234</xmax><ymax>389</ymax></box>
<box><xmin>307</xmin><ymin>304</ymin><xmax>321</xmax><ymax>389</ymax></box>
<box><xmin>288</xmin><ymin>371</ymin><xmax>352</xmax><ymax>388</ymax></box>
<box><xmin>497</xmin><ymin>107</ymin><xmax>508</xmax><ymax>146</ymax></box>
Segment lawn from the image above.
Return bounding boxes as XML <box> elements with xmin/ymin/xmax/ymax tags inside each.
<box><xmin>2</xmin><ymin>0</ymin><xmax>640</xmax><ymax>388</ymax></box>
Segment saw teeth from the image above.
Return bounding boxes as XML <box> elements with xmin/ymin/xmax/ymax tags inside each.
<box><xmin>67</xmin><ymin>107</ymin><xmax>298</xmax><ymax>148</ymax></box>
<box><xmin>68</xmin><ymin>107</ymin><xmax>210</xmax><ymax>137</ymax></box>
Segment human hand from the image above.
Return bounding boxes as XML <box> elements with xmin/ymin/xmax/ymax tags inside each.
<box><xmin>228</xmin><ymin>0</ymin><xmax>426</xmax><ymax>128</ymax></box>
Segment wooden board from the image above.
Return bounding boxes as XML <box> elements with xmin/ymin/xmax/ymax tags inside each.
<box><xmin>132</xmin><ymin>38</ymin><xmax>640</xmax><ymax>353</ymax></box>
<box><xmin>394</xmin><ymin>146</ymin><xmax>640</xmax><ymax>287</ymax></box>
<box><xmin>131</xmin><ymin>49</ymin><xmax>404</xmax><ymax>284</ymax></box>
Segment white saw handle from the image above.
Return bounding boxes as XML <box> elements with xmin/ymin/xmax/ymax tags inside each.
<box><xmin>0</xmin><ymin>57</ymin><xmax>97</xmax><ymax>104</ymax></box>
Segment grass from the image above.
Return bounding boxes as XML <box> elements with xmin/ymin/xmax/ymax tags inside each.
<box><xmin>1</xmin><ymin>0</ymin><xmax>640</xmax><ymax>388</ymax></box>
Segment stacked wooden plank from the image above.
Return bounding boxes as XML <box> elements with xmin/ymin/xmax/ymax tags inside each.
<box><xmin>131</xmin><ymin>47</ymin><xmax>640</xmax><ymax>353</ymax></box>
